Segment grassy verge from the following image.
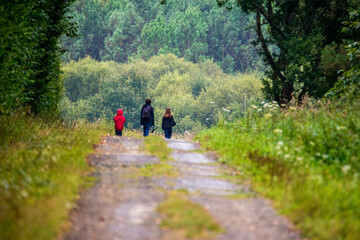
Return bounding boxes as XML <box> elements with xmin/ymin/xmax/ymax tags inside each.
<box><xmin>144</xmin><ymin>135</ymin><xmax>172</xmax><ymax>161</ymax></box>
<box><xmin>197</xmin><ymin>98</ymin><xmax>360</xmax><ymax>240</ymax></box>
<box><xmin>137</xmin><ymin>135</ymin><xmax>178</xmax><ymax>177</ymax></box>
<box><xmin>157</xmin><ymin>191</ymin><xmax>223</xmax><ymax>239</ymax></box>
<box><xmin>0</xmin><ymin>114</ymin><xmax>108</xmax><ymax>240</ymax></box>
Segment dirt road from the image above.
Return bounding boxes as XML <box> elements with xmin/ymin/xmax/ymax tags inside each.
<box><xmin>62</xmin><ymin>136</ymin><xmax>302</xmax><ymax>240</ymax></box>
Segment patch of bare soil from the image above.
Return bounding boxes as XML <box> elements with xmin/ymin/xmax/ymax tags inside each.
<box><xmin>62</xmin><ymin>137</ymin><xmax>303</xmax><ymax>240</ymax></box>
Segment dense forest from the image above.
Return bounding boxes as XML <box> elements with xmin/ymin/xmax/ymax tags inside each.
<box><xmin>61</xmin><ymin>0</ymin><xmax>263</xmax><ymax>73</ymax></box>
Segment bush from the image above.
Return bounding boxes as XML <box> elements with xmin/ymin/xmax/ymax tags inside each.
<box><xmin>60</xmin><ymin>55</ymin><xmax>263</xmax><ymax>133</ymax></box>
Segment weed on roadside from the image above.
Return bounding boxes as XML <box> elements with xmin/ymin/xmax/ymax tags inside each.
<box><xmin>0</xmin><ymin>114</ymin><xmax>107</xmax><ymax>240</ymax></box>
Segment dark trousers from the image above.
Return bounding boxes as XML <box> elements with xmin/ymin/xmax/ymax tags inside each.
<box><xmin>143</xmin><ymin>122</ymin><xmax>152</xmax><ymax>137</ymax></box>
<box><xmin>164</xmin><ymin>128</ymin><xmax>172</xmax><ymax>139</ymax></box>
<box><xmin>115</xmin><ymin>129</ymin><xmax>122</xmax><ymax>136</ymax></box>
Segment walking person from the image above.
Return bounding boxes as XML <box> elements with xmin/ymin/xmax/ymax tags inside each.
<box><xmin>162</xmin><ymin>107</ymin><xmax>176</xmax><ymax>139</ymax></box>
<box><xmin>113</xmin><ymin>109</ymin><xmax>126</xmax><ymax>136</ymax></box>
<box><xmin>140</xmin><ymin>98</ymin><xmax>154</xmax><ymax>137</ymax></box>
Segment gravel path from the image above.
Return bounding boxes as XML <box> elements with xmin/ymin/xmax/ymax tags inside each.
<box><xmin>62</xmin><ymin>136</ymin><xmax>303</xmax><ymax>240</ymax></box>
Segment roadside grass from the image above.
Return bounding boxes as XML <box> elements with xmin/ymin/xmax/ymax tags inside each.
<box><xmin>123</xmin><ymin>128</ymin><xmax>143</xmax><ymax>137</ymax></box>
<box><xmin>157</xmin><ymin>191</ymin><xmax>224</xmax><ymax>239</ymax></box>
<box><xmin>197</xmin><ymin>97</ymin><xmax>360</xmax><ymax>240</ymax></box>
<box><xmin>0</xmin><ymin>114</ymin><xmax>108</xmax><ymax>240</ymax></box>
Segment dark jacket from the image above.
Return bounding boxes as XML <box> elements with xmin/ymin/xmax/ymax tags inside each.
<box><xmin>113</xmin><ymin>109</ymin><xmax>126</xmax><ymax>131</ymax></box>
<box><xmin>162</xmin><ymin>115</ymin><xmax>176</xmax><ymax>130</ymax></box>
<box><xmin>140</xmin><ymin>104</ymin><xmax>154</xmax><ymax>125</ymax></box>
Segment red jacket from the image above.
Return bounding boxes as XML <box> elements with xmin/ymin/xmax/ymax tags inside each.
<box><xmin>113</xmin><ymin>109</ymin><xmax>126</xmax><ymax>131</ymax></box>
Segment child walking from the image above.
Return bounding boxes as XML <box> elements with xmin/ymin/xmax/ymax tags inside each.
<box><xmin>162</xmin><ymin>107</ymin><xmax>176</xmax><ymax>139</ymax></box>
<box><xmin>114</xmin><ymin>109</ymin><xmax>126</xmax><ymax>136</ymax></box>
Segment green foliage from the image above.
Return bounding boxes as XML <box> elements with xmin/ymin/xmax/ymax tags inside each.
<box><xmin>326</xmin><ymin>9</ymin><xmax>360</xmax><ymax>98</ymax></box>
<box><xmin>157</xmin><ymin>191</ymin><xmax>224</xmax><ymax>239</ymax></box>
<box><xmin>217</xmin><ymin>0</ymin><xmax>358</xmax><ymax>103</ymax></box>
<box><xmin>61</xmin><ymin>0</ymin><xmax>262</xmax><ymax>73</ymax></box>
<box><xmin>0</xmin><ymin>0</ymin><xmax>76</xmax><ymax>115</ymax></box>
<box><xmin>197</xmin><ymin>98</ymin><xmax>360</xmax><ymax>240</ymax></box>
<box><xmin>0</xmin><ymin>114</ymin><xmax>107</xmax><ymax>240</ymax></box>
<box><xmin>60</xmin><ymin>55</ymin><xmax>263</xmax><ymax>133</ymax></box>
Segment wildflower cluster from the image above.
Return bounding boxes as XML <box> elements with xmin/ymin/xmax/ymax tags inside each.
<box><xmin>250</xmin><ymin>101</ymin><xmax>281</xmax><ymax>119</ymax></box>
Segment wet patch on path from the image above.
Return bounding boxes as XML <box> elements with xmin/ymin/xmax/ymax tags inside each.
<box><xmin>62</xmin><ymin>137</ymin><xmax>303</xmax><ymax>240</ymax></box>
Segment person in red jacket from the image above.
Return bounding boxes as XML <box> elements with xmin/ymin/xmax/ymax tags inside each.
<box><xmin>113</xmin><ymin>109</ymin><xmax>126</xmax><ymax>136</ymax></box>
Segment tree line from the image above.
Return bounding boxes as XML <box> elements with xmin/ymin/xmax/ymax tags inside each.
<box><xmin>1</xmin><ymin>0</ymin><xmax>359</xmax><ymax>117</ymax></box>
<box><xmin>60</xmin><ymin>54</ymin><xmax>263</xmax><ymax>132</ymax></box>
<box><xmin>61</xmin><ymin>0</ymin><xmax>263</xmax><ymax>73</ymax></box>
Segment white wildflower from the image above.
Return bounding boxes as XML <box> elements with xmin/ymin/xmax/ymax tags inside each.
<box><xmin>342</xmin><ymin>165</ymin><xmax>351</xmax><ymax>174</ymax></box>
<box><xmin>309</xmin><ymin>141</ymin><xmax>315</xmax><ymax>146</ymax></box>
<box><xmin>284</xmin><ymin>154</ymin><xmax>291</xmax><ymax>159</ymax></box>
<box><xmin>274</xmin><ymin>129</ymin><xmax>283</xmax><ymax>134</ymax></box>
<box><xmin>223</xmin><ymin>108</ymin><xmax>230</xmax><ymax>112</ymax></box>
<box><xmin>257</xmin><ymin>109</ymin><xmax>262</xmax><ymax>112</ymax></box>
<box><xmin>251</xmin><ymin>105</ymin><xmax>258</xmax><ymax>109</ymax></box>
<box><xmin>296</xmin><ymin>157</ymin><xmax>303</xmax><ymax>162</ymax></box>
<box><xmin>336</xmin><ymin>126</ymin><xmax>346</xmax><ymax>131</ymax></box>
<box><xmin>322</xmin><ymin>154</ymin><xmax>329</xmax><ymax>159</ymax></box>
<box><xmin>210</xmin><ymin>101</ymin><xmax>215</xmax><ymax>104</ymax></box>
<box><xmin>272</xmin><ymin>101</ymin><xmax>278</xmax><ymax>104</ymax></box>
<box><xmin>265</xmin><ymin>113</ymin><xmax>272</xmax><ymax>119</ymax></box>
<box><xmin>264</xmin><ymin>103</ymin><xmax>270</xmax><ymax>108</ymax></box>
<box><xmin>205</xmin><ymin>118</ymin><xmax>210</xmax><ymax>121</ymax></box>
<box><xmin>261</xmin><ymin>101</ymin><xmax>265</xmax><ymax>104</ymax></box>
<box><xmin>277</xmin><ymin>141</ymin><xmax>284</xmax><ymax>146</ymax></box>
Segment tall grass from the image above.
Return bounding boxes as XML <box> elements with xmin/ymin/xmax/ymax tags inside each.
<box><xmin>197</xmin><ymin>97</ymin><xmax>360</xmax><ymax>240</ymax></box>
<box><xmin>0</xmin><ymin>114</ymin><xmax>108</xmax><ymax>240</ymax></box>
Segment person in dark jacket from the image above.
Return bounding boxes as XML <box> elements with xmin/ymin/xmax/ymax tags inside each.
<box><xmin>162</xmin><ymin>107</ymin><xmax>176</xmax><ymax>139</ymax></box>
<box><xmin>113</xmin><ymin>109</ymin><xmax>126</xmax><ymax>136</ymax></box>
<box><xmin>140</xmin><ymin>98</ymin><xmax>154</xmax><ymax>137</ymax></box>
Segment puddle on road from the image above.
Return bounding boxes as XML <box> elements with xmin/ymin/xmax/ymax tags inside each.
<box><xmin>90</xmin><ymin>154</ymin><xmax>159</xmax><ymax>167</ymax></box>
<box><xmin>154</xmin><ymin>177</ymin><xmax>247</xmax><ymax>196</ymax></box>
<box><xmin>114</xmin><ymin>154</ymin><xmax>159</xmax><ymax>165</ymax></box>
<box><xmin>170</xmin><ymin>162</ymin><xmax>221</xmax><ymax>176</ymax></box>
<box><xmin>171</xmin><ymin>152</ymin><xmax>215</xmax><ymax>164</ymax></box>
<box><xmin>166</xmin><ymin>140</ymin><xmax>200</xmax><ymax>151</ymax></box>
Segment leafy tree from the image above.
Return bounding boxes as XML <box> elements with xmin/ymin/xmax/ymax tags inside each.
<box><xmin>172</xmin><ymin>7</ymin><xmax>208</xmax><ymax>63</ymax></box>
<box><xmin>137</xmin><ymin>15</ymin><xmax>176</xmax><ymax>59</ymax></box>
<box><xmin>327</xmin><ymin>8</ymin><xmax>360</xmax><ymax>97</ymax></box>
<box><xmin>217</xmin><ymin>0</ymin><xmax>355</xmax><ymax>104</ymax></box>
<box><xmin>0</xmin><ymin>0</ymin><xmax>76</xmax><ymax>114</ymax></box>
<box><xmin>101</xmin><ymin>3</ymin><xmax>144</xmax><ymax>62</ymax></box>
